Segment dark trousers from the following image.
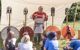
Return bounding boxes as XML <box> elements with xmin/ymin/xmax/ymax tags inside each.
<box><xmin>34</xmin><ymin>33</ymin><xmax>41</xmax><ymax>44</ymax></box>
<box><xmin>8</xmin><ymin>47</ymin><xmax>15</xmax><ymax>50</ymax></box>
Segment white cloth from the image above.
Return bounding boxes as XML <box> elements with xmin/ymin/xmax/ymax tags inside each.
<box><xmin>34</xmin><ymin>15</ymin><xmax>45</xmax><ymax>23</ymax></box>
<box><xmin>34</xmin><ymin>23</ymin><xmax>43</xmax><ymax>33</ymax></box>
<box><xmin>35</xmin><ymin>18</ymin><xmax>44</xmax><ymax>23</ymax></box>
<box><xmin>18</xmin><ymin>41</ymin><xmax>33</xmax><ymax>50</ymax></box>
<box><xmin>34</xmin><ymin>16</ymin><xmax>45</xmax><ymax>33</ymax></box>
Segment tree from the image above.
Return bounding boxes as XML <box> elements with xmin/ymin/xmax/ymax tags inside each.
<box><xmin>64</xmin><ymin>2</ymin><xmax>80</xmax><ymax>22</ymax></box>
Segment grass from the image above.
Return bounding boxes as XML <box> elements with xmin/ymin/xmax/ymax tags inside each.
<box><xmin>0</xmin><ymin>37</ymin><xmax>3</xmax><ymax>48</ymax></box>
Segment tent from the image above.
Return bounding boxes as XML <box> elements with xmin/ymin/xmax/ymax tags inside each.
<box><xmin>0</xmin><ymin>0</ymin><xmax>80</xmax><ymax>31</ymax></box>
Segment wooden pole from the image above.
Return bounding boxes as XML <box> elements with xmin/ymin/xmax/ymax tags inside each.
<box><xmin>24</xmin><ymin>14</ymin><xmax>27</xmax><ymax>26</ymax></box>
<box><xmin>52</xmin><ymin>16</ymin><xmax>54</xmax><ymax>26</ymax></box>
<box><xmin>73</xmin><ymin>14</ymin><xmax>76</xmax><ymax>28</ymax></box>
<box><xmin>51</xmin><ymin>7</ymin><xmax>55</xmax><ymax>26</ymax></box>
<box><xmin>7</xmin><ymin>7</ymin><xmax>12</xmax><ymax>33</ymax></box>
<box><xmin>9</xmin><ymin>13</ymin><xmax>11</xmax><ymax>27</ymax></box>
<box><xmin>24</xmin><ymin>8</ymin><xmax>28</xmax><ymax>27</ymax></box>
<box><xmin>66</xmin><ymin>15</ymin><xmax>68</xmax><ymax>25</ymax></box>
<box><xmin>46</xmin><ymin>21</ymin><xmax>47</xmax><ymax>30</ymax></box>
<box><xmin>65</xmin><ymin>8</ymin><xmax>69</xmax><ymax>26</ymax></box>
<box><xmin>73</xmin><ymin>4</ymin><xmax>78</xmax><ymax>28</ymax></box>
<box><xmin>7</xmin><ymin>13</ymin><xmax>11</xmax><ymax>33</ymax></box>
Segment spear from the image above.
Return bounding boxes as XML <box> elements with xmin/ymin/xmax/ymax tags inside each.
<box><xmin>6</xmin><ymin>6</ymin><xmax>12</xmax><ymax>33</ymax></box>
<box><xmin>23</xmin><ymin>8</ymin><xmax>28</xmax><ymax>27</ymax></box>
<box><xmin>65</xmin><ymin>8</ymin><xmax>69</xmax><ymax>26</ymax></box>
<box><xmin>51</xmin><ymin>7</ymin><xmax>55</xmax><ymax>26</ymax></box>
<box><xmin>73</xmin><ymin>3</ymin><xmax>78</xmax><ymax>28</ymax></box>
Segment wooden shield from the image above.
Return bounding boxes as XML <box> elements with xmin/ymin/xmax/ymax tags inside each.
<box><xmin>20</xmin><ymin>26</ymin><xmax>34</xmax><ymax>40</ymax></box>
<box><xmin>45</xmin><ymin>26</ymin><xmax>61</xmax><ymax>39</ymax></box>
<box><xmin>46</xmin><ymin>26</ymin><xmax>60</xmax><ymax>32</ymax></box>
<box><xmin>62</xmin><ymin>26</ymin><xmax>75</xmax><ymax>39</ymax></box>
<box><xmin>1</xmin><ymin>26</ymin><xmax>19</xmax><ymax>40</ymax></box>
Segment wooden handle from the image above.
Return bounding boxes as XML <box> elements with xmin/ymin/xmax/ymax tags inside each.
<box><xmin>52</xmin><ymin>16</ymin><xmax>54</xmax><ymax>26</ymax></box>
<box><xmin>73</xmin><ymin>4</ymin><xmax>78</xmax><ymax>28</ymax></box>
<box><xmin>24</xmin><ymin>14</ymin><xmax>27</xmax><ymax>26</ymax></box>
<box><xmin>23</xmin><ymin>8</ymin><xmax>28</xmax><ymax>26</ymax></box>
<box><xmin>51</xmin><ymin>7</ymin><xmax>55</xmax><ymax>26</ymax></box>
<box><xmin>65</xmin><ymin>8</ymin><xmax>69</xmax><ymax>26</ymax></box>
<box><xmin>66</xmin><ymin>15</ymin><xmax>68</xmax><ymax>25</ymax></box>
<box><xmin>9</xmin><ymin>13</ymin><xmax>11</xmax><ymax>27</ymax></box>
<box><xmin>7</xmin><ymin>6</ymin><xmax>12</xmax><ymax>27</ymax></box>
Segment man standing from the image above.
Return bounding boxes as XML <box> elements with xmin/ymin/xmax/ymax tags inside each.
<box><xmin>32</xmin><ymin>6</ymin><xmax>48</xmax><ymax>44</ymax></box>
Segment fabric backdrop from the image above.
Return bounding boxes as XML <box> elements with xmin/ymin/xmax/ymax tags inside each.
<box><xmin>0</xmin><ymin>0</ymin><xmax>80</xmax><ymax>31</ymax></box>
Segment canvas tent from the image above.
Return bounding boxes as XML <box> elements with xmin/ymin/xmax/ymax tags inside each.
<box><xmin>0</xmin><ymin>0</ymin><xmax>80</xmax><ymax>31</ymax></box>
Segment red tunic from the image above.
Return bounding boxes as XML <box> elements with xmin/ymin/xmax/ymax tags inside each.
<box><xmin>32</xmin><ymin>11</ymin><xmax>48</xmax><ymax>21</ymax></box>
<box><xmin>32</xmin><ymin>11</ymin><xmax>48</xmax><ymax>33</ymax></box>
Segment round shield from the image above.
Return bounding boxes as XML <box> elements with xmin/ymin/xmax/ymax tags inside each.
<box><xmin>62</xmin><ymin>26</ymin><xmax>75</xmax><ymax>39</ymax></box>
<box><xmin>45</xmin><ymin>26</ymin><xmax>61</xmax><ymax>39</ymax></box>
<box><xmin>46</xmin><ymin>26</ymin><xmax>60</xmax><ymax>32</ymax></box>
<box><xmin>1</xmin><ymin>26</ymin><xmax>19</xmax><ymax>40</ymax></box>
<box><xmin>20</xmin><ymin>26</ymin><xmax>34</xmax><ymax>39</ymax></box>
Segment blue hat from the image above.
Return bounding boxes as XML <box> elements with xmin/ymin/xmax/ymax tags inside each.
<box><xmin>47</xmin><ymin>32</ymin><xmax>56</xmax><ymax>40</ymax></box>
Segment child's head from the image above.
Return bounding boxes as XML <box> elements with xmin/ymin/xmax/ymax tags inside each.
<box><xmin>8</xmin><ymin>31</ymin><xmax>15</xmax><ymax>38</ymax></box>
<box><xmin>47</xmin><ymin>32</ymin><xmax>56</xmax><ymax>40</ymax></box>
<box><xmin>23</xmin><ymin>31</ymin><xmax>28</xmax><ymax>36</ymax></box>
<box><xmin>21</xmin><ymin>35</ymin><xmax>30</xmax><ymax>43</ymax></box>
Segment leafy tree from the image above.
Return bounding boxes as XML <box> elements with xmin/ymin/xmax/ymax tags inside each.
<box><xmin>64</xmin><ymin>2</ymin><xmax>80</xmax><ymax>22</ymax></box>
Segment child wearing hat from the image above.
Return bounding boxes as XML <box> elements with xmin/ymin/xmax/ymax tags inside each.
<box><xmin>44</xmin><ymin>32</ymin><xmax>59</xmax><ymax>50</ymax></box>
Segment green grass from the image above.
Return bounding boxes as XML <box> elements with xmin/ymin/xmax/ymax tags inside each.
<box><xmin>0</xmin><ymin>37</ymin><xmax>3</xmax><ymax>48</ymax></box>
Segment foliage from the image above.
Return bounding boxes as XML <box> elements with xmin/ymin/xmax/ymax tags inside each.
<box><xmin>64</xmin><ymin>2</ymin><xmax>80</xmax><ymax>22</ymax></box>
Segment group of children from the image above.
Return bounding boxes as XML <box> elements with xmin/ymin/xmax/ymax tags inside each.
<box><xmin>3</xmin><ymin>30</ymin><xmax>59</xmax><ymax>50</ymax></box>
<box><xmin>2</xmin><ymin>29</ymin><xmax>80</xmax><ymax>50</ymax></box>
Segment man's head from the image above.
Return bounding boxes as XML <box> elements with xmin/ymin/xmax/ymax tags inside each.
<box><xmin>38</xmin><ymin>6</ymin><xmax>43</xmax><ymax>12</ymax></box>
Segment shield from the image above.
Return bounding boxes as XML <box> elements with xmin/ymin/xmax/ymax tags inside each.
<box><xmin>19</xmin><ymin>8</ymin><xmax>34</xmax><ymax>39</ymax></box>
<box><xmin>62</xmin><ymin>26</ymin><xmax>75</xmax><ymax>39</ymax></box>
<box><xmin>1</xmin><ymin>26</ymin><xmax>19</xmax><ymax>40</ymax></box>
<box><xmin>20</xmin><ymin>26</ymin><xmax>34</xmax><ymax>40</ymax></box>
<box><xmin>46</xmin><ymin>26</ymin><xmax>60</xmax><ymax>32</ymax></box>
<box><xmin>45</xmin><ymin>26</ymin><xmax>61</xmax><ymax>39</ymax></box>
